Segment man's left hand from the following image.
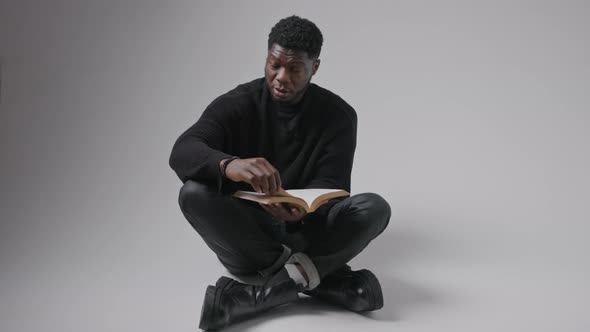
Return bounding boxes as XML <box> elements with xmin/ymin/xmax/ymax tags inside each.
<box><xmin>260</xmin><ymin>203</ymin><xmax>307</xmax><ymax>222</ymax></box>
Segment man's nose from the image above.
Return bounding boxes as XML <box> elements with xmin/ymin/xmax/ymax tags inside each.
<box><xmin>276</xmin><ymin>67</ymin><xmax>289</xmax><ymax>84</ymax></box>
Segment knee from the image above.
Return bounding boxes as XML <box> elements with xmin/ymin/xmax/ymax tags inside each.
<box><xmin>349</xmin><ymin>193</ymin><xmax>391</xmax><ymax>234</ymax></box>
<box><xmin>216</xmin><ymin>256</ymin><xmax>257</xmax><ymax>276</ymax></box>
<box><xmin>178</xmin><ymin>180</ymin><xmax>217</xmax><ymax>213</ymax></box>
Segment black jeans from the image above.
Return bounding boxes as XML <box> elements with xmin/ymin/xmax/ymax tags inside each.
<box><xmin>178</xmin><ymin>180</ymin><xmax>391</xmax><ymax>279</ymax></box>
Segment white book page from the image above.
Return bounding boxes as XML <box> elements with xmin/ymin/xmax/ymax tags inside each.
<box><xmin>284</xmin><ymin>189</ymin><xmax>343</xmax><ymax>208</ymax></box>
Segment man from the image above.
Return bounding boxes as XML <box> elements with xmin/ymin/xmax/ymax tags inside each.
<box><xmin>169</xmin><ymin>15</ymin><xmax>391</xmax><ymax>331</ymax></box>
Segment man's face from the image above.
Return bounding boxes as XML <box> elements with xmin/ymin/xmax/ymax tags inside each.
<box><xmin>265</xmin><ymin>43</ymin><xmax>320</xmax><ymax>105</ymax></box>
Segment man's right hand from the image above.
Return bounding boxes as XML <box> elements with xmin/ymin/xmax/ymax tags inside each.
<box><xmin>221</xmin><ymin>157</ymin><xmax>282</xmax><ymax>194</ymax></box>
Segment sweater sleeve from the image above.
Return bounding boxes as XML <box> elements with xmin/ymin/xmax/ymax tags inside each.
<box><xmin>168</xmin><ymin>101</ymin><xmax>235</xmax><ymax>188</ymax></box>
<box><xmin>304</xmin><ymin>111</ymin><xmax>357</xmax><ymax>192</ymax></box>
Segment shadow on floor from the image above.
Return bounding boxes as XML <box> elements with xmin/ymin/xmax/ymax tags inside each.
<box><xmin>357</xmin><ymin>226</ymin><xmax>446</xmax><ymax>321</ymax></box>
<box><xmin>221</xmin><ymin>296</ymin><xmax>345</xmax><ymax>332</ymax></box>
<box><xmin>364</xmin><ymin>274</ymin><xmax>441</xmax><ymax>322</ymax></box>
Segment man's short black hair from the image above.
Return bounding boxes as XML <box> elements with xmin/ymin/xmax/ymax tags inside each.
<box><xmin>268</xmin><ymin>15</ymin><xmax>323</xmax><ymax>59</ymax></box>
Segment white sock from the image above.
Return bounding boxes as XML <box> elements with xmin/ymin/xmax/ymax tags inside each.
<box><xmin>285</xmin><ymin>253</ymin><xmax>320</xmax><ymax>290</ymax></box>
<box><xmin>284</xmin><ymin>263</ymin><xmax>308</xmax><ymax>288</ymax></box>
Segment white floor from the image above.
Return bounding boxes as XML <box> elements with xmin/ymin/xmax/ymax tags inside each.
<box><xmin>2</xmin><ymin>180</ymin><xmax>589</xmax><ymax>332</ymax></box>
<box><xmin>1</xmin><ymin>1</ymin><xmax>589</xmax><ymax>331</ymax></box>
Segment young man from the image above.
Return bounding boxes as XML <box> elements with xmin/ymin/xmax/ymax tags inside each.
<box><xmin>169</xmin><ymin>15</ymin><xmax>391</xmax><ymax>331</ymax></box>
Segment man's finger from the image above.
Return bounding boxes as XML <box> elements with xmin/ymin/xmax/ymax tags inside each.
<box><xmin>257</xmin><ymin>162</ymin><xmax>279</xmax><ymax>194</ymax></box>
<box><xmin>248</xmin><ymin>167</ymin><xmax>271</xmax><ymax>194</ymax></box>
<box><xmin>261</xmin><ymin>203</ymin><xmax>288</xmax><ymax>220</ymax></box>
<box><xmin>285</xmin><ymin>204</ymin><xmax>306</xmax><ymax>217</ymax></box>
<box><xmin>266</xmin><ymin>164</ymin><xmax>282</xmax><ymax>194</ymax></box>
<box><xmin>263</xmin><ymin>167</ymin><xmax>277</xmax><ymax>194</ymax></box>
<box><xmin>251</xmin><ymin>179</ymin><xmax>263</xmax><ymax>193</ymax></box>
<box><xmin>259</xmin><ymin>170</ymin><xmax>272</xmax><ymax>194</ymax></box>
<box><xmin>261</xmin><ymin>204</ymin><xmax>280</xmax><ymax>216</ymax></box>
<box><xmin>253</xmin><ymin>159</ymin><xmax>280</xmax><ymax>193</ymax></box>
<box><xmin>278</xmin><ymin>204</ymin><xmax>297</xmax><ymax>217</ymax></box>
<box><xmin>260</xmin><ymin>203</ymin><xmax>272</xmax><ymax>213</ymax></box>
<box><xmin>268</xmin><ymin>163</ymin><xmax>282</xmax><ymax>193</ymax></box>
<box><xmin>260</xmin><ymin>180</ymin><xmax>270</xmax><ymax>195</ymax></box>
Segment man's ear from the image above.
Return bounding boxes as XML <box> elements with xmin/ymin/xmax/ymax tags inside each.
<box><xmin>311</xmin><ymin>59</ymin><xmax>320</xmax><ymax>76</ymax></box>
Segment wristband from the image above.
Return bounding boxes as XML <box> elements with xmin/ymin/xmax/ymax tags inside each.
<box><xmin>221</xmin><ymin>156</ymin><xmax>240</xmax><ymax>178</ymax></box>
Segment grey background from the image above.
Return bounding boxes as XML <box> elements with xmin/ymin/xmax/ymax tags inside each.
<box><xmin>1</xmin><ymin>0</ymin><xmax>589</xmax><ymax>331</ymax></box>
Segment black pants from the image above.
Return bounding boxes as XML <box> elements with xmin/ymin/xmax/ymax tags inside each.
<box><xmin>178</xmin><ymin>180</ymin><xmax>391</xmax><ymax>279</ymax></box>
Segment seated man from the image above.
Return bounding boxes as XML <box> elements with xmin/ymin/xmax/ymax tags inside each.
<box><xmin>169</xmin><ymin>15</ymin><xmax>391</xmax><ymax>331</ymax></box>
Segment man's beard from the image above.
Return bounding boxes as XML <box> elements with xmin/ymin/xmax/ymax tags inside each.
<box><xmin>265</xmin><ymin>76</ymin><xmax>312</xmax><ymax>106</ymax></box>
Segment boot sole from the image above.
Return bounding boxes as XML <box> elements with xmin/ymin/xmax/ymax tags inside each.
<box><xmin>199</xmin><ymin>277</ymin><xmax>235</xmax><ymax>331</ymax></box>
<box><xmin>357</xmin><ymin>269</ymin><xmax>384</xmax><ymax>311</ymax></box>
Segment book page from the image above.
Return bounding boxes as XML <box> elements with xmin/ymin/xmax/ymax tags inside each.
<box><xmin>284</xmin><ymin>189</ymin><xmax>345</xmax><ymax>208</ymax></box>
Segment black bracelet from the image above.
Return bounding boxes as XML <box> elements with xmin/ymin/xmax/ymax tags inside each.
<box><xmin>221</xmin><ymin>156</ymin><xmax>240</xmax><ymax>178</ymax></box>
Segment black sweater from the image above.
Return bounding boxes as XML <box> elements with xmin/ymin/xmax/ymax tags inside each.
<box><xmin>169</xmin><ymin>78</ymin><xmax>357</xmax><ymax>193</ymax></box>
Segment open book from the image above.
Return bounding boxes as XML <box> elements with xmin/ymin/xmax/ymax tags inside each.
<box><xmin>233</xmin><ymin>188</ymin><xmax>350</xmax><ymax>213</ymax></box>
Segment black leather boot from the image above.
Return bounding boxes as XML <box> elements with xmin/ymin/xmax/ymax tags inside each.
<box><xmin>199</xmin><ymin>268</ymin><xmax>300</xmax><ymax>331</ymax></box>
<box><xmin>304</xmin><ymin>265</ymin><xmax>383</xmax><ymax>312</ymax></box>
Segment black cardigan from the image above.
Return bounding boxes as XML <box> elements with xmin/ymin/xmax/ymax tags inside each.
<box><xmin>169</xmin><ymin>78</ymin><xmax>357</xmax><ymax>193</ymax></box>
